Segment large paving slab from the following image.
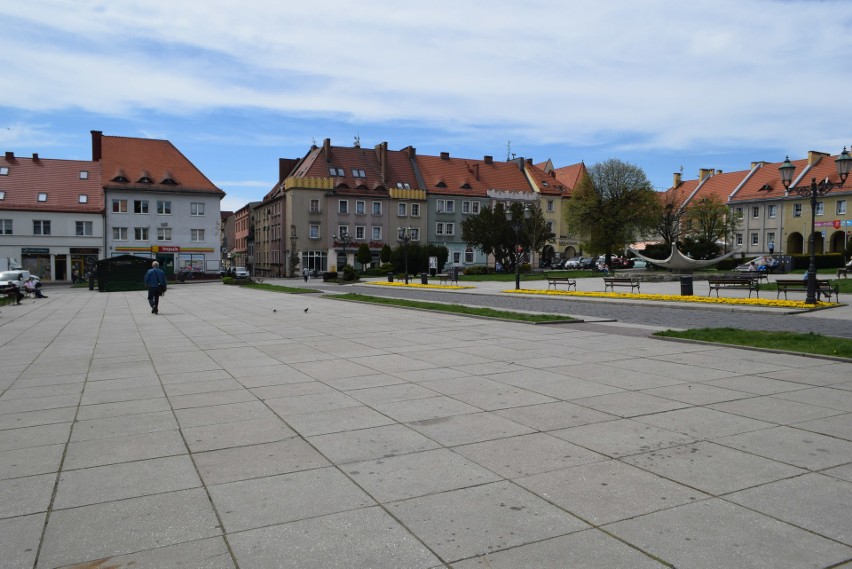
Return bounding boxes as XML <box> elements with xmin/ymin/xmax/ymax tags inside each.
<box><xmin>1</xmin><ymin>284</ymin><xmax>851</xmax><ymax>568</ymax></box>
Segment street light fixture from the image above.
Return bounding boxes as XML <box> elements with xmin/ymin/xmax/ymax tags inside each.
<box><xmin>333</xmin><ymin>229</ymin><xmax>354</xmax><ymax>271</ymax></box>
<box><xmin>506</xmin><ymin>205</ymin><xmax>532</xmax><ymax>290</ymax></box>
<box><xmin>398</xmin><ymin>226</ymin><xmax>414</xmax><ymax>284</ymax></box>
<box><xmin>779</xmin><ymin>148</ymin><xmax>852</xmax><ymax>304</ymax></box>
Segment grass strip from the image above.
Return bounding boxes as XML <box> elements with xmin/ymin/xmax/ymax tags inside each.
<box><xmin>334</xmin><ymin>293</ymin><xmax>575</xmax><ymax>323</ymax></box>
<box><xmin>242</xmin><ymin>283</ymin><xmax>322</xmax><ymax>294</ymax></box>
<box><xmin>655</xmin><ymin>327</ymin><xmax>852</xmax><ymax>359</ymax></box>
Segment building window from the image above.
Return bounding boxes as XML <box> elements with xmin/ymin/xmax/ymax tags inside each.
<box><xmin>337</xmin><ymin>225</ymin><xmax>349</xmax><ymax>238</ymax></box>
<box><xmin>310</xmin><ymin>199</ymin><xmax>320</xmax><ymax>213</ymax></box>
<box><xmin>372</xmin><ymin>202</ymin><xmax>382</xmax><ymax>215</ymax></box>
<box><xmin>547</xmin><ymin>200</ymin><xmax>554</xmax><ymax>212</ymax></box>
<box><xmin>396</xmin><ymin>182</ymin><xmax>411</xmax><ymax>189</ymax></box>
<box><xmin>1</xmin><ymin>219</ymin><xmax>12</xmax><ymax>234</ymax></box>
<box><xmin>462</xmin><ymin>201</ymin><xmax>471</xmax><ymax>214</ymax></box>
<box><xmin>445</xmin><ymin>222</ymin><xmax>455</xmax><ymax>235</ymax></box>
<box><xmin>191</xmin><ymin>229</ymin><xmax>205</xmax><ymax>242</ymax></box>
<box><xmin>355</xmin><ymin>226</ymin><xmax>365</xmax><ymax>239</ymax></box>
<box><xmin>464</xmin><ymin>247</ymin><xmax>474</xmax><ymax>263</ymax></box>
<box><xmin>751</xmin><ymin>206</ymin><xmax>760</xmax><ymax>218</ymax></box>
<box><xmin>816</xmin><ymin>202</ymin><xmax>824</xmax><ymax>216</ymax></box>
<box><xmin>436</xmin><ymin>222</ymin><xmax>444</xmax><ymax>235</ymax></box>
<box><xmin>398</xmin><ymin>203</ymin><xmax>407</xmax><ymax>216</ymax></box>
<box><xmin>735</xmin><ymin>207</ymin><xmax>744</xmax><ymax>218</ymax></box>
<box><xmin>157</xmin><ymin>200</ymin><xmax>171</xmax><ymax>215</ymax></box>
<box><xmin>134</xmin><ymin>200</ymin><xmax>148</xmax><ymax>214</ymax></box>
<box><xmin>112</xmin><ymin>227</ymin><xmax>127</xmax><ymax>241</ymax></box>
<box><xmin>471</xmin><ymin>201</ymin><xmax>480</xmax><ymax>214</ymax></box>
<box><xmin>736</xmin><ymin>233</ymin><xmax>743</xmax><ymax>246</ymax></box>
<box><xmin>751</xmin><ymin>232</ymin><xmax>759</xmax><ymax>246</ymax></box>
<box><xmin>78</xmin><ymin>194</ymin><xmax>88</xmax><ymax>204</ymax></box>
<box><xmin>0</xmin><ymin>167</ymin><xmax>8</xmax><ymax>175</ymax></box>
<box><xmin>453</xmin><ymin>251</ymin><xmax>461</xmax><ymax>264</ymax></box>
<box><xmin>768</xmin><ymin>205</ymin><xmax>777</xmax><ymax>218</ymax></box>
<box><xmin>409</xmin><ymin>228</ymin><xmax>420</xmax><ymax>241</ymax></box>
<box><xmin>112</xmin><ymin>199</ymin><xmax>127</xmax><ymax>213</ymax></box>
<box><xmin>372</xmin><ymin>226</ymin><xmax>382</xmax><ymax>240</ymax></box>
<box><xmin>75</xmin><ymin>221</ymin><xmax>93</xmax><ymax>236</ymax></box>
<box><xmin>339</xmin><ymin>200</ymin><xmax>349</xmax><ymax>214</ymax></box>
<box><xmin>37</xmin><ymin>192</ymin><xmax>47</xmax><ymax>202</ymax></box>
<box><xmin>352</xmin><ymin>168</ymin><xmax>366</xmax><ymax>178</ymax></box>
<box><xmin>0</xmin><ymin>191</ymin><xmax>5</xmax><ymax>200</ymax></box>
<box><xmin>190</xmin><ymin>203</ymin><xmax>205</xmax><ymax>216</ymax></box>
<box><xmin>793</xmin><ymin>203</ymin><xmax>802</xmax><ymax>217</ymax></box>
<box><xmin>79</xmin><ymin>171</ymin><xmax>88</xmax><ymax>179</ymax></box>
<box><xmin>134</xmin><ymin>227</ymin><xmax>149</xmax><ymax>240</ymax></box>
<box><xmin>157</xmin><ymin>227</ymin><xmax>172</xmax><ymax>241</ymax></box>
<box><xmin>546</xmin><ymin>221</ymin><xmax>554</xmax><ymax>232</ymax></box>
<box><xmin>767</xmin><ymin>232</ymin><xmax>775</xmax><ymax>247</ymax></box>
<box><xmin>309</xmin><ymin>225</ymin><xmax>319</xmax><ymax>239</ymax></box>
<box><xmin>837</xmin><ymin>200</ymin><xmax>847</xmax><ymax>215</ymax></box>
<box><xmin>437</xmin><ymin>199</ymin><xmax>455</xmax><ymax>213</ymax></box>
<box><xmin>33</xmin><ymin>220</ymin><xmax>51</xmax><ymax>235</ymax></box>
<box><xmin>411</xmin><ymin>203</ymin><xmax>421</xmax><ymax>217</ymax></box>
<box><xmin>328</xmin><ymin>167</ymin><xmax>345</xmax><ymax>176</ymax></box>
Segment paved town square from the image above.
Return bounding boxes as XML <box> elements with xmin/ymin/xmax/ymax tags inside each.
<box><xmin>1</xmin><ymin>282</ymin><xmax>850</xmax><ymax>568</ymax></box>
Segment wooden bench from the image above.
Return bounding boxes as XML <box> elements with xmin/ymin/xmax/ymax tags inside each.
<box><xmin>775</xmin><ymin>279</ymin><xmax>840</xmax><ymax>302</ymax></box>
<box><xmin>603</xmin><ymin>277</ymin><xmax>640</xmax><ymax>293</ymax></box>
<box><xmin>544</xmin><ymin>272</ymin><xmax>576</xmax><ymax>290</ymax></box>
<box><xmin>838</xmin><ymin>267</ymin><xmax>849</xmax><ymax>278</ymax></box>
<box><xmin>707</xmin><ymin>276</ymin><xmax>761</xmax><ymax>298</ymax></box>
<box><xmin>436</xmin><ymin>273</ymin><xmax>458</xmax><ymax>285</ymax></box>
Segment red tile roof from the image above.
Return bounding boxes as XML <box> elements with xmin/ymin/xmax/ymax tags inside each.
<box><xmin>551</xmin><ymin>162</ymin><xmax>588</xmax><ymax>197</ymax></box>
<box><xmin>524</xmin><ymin>162</ymin><xmax>568</xmax><ymax>196</ymax></box>
<box><xmin>0</xmin><ymin>154</ymin><xmax>103</xmax><ymax>213</ymax></box>
<box><xmin>415</xmin><ymin>153</ymin><xmax>533</xmax><ymax>197</ymax></box>
<box><xmin>291</xmin><ymin>140</ymin><xmax>419</xmax><ymax>195</ymax></box>
<box><xmin>95</xmin><ymin>132</ymin><xmax>224</xmax><ymax>196</ymax></box>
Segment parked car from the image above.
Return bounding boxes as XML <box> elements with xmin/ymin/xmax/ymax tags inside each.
<box><xmin>0</xmin><ymin>270</ymin><xmax>38</xmax><ymax>289</ymax></box>
<box><xmin>561</xmin><ymin>257</ymin><xmax>581</xmax><ymax>269</ymax></box>
<box><xmin>233</xmin><ymin>266</ymin><xmax>249</xmax><ymax>278</ymax></box>
<box><xmin>578</xmin><ymin>257</ymin><xmax>596</xmax><ymax>270</ymax></box>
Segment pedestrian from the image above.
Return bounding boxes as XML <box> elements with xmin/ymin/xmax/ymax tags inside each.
<box><xmin>143</xmin><ymin>261</ymin><xmax>167</xmax><ymax>314</ymax></box>
<box><xmin>768</xmin><ymin>240</ymin><xmax>775</xmax><ymax>256</ymax></box>
<box><xmin>25</xmin><ymin>277</ymin><xmax>47</xmax><ymax>298</ymax></box>
<box><xmin>303</xmin><ymin>267</ymin><xmax>309</xmax><ymax>282</ymax></box>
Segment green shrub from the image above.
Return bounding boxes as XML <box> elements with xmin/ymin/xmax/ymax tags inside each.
<box><xmin>322</xmin><ymin>271</ymin><xmax>338</xmax><ymax>282</ymax></box>
<box><xmin>342</xmin><ymin>265</ymin><xmax>357</xmax><ymax>281</ymax></box>
<box><xmin>463</xmin><ymin>265</ymin><xmax>489</xmax><ymax>275</ymax></box>
<box><xmin>222</xmin><ymin>276</ymin><xmax>236</xmax><ymax>285</ymax></box>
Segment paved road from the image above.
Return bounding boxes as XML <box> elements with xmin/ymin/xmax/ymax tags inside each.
<box><xmin>306</xmin><ymin>278</ymin><xmax>852</xmax><ymax>339</ymax></box>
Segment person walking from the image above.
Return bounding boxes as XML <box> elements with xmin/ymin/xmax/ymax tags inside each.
<box><xmin>144</xmin><ymin>261</ymin><xmax>167</xmax><ymax>314</ymax></box>
<box><xmin>768</xmin><ymin>240</ymin><xmax>775</xmax><ymax>256</ymax></box>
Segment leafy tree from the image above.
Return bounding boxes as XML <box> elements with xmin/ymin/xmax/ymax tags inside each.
<box><xmin>380</xmin><ymin>243</ymin><xmax>392</xmax><ymax>263</ymax></box>
<box><xmin>565</xmin><ymin>159</ymin><xmax>658</xmax><ymax>265</ymax></box>
<box><xmin>655</xmin><ymin>190</ymin><xmax>685</xmax><ymax>245</ymax></box>
<box><xmin>683</xmin><ymin>196</ymin><xmax>741</xmax><ymax>255</ymax></box>
<box><xmin>355</xmin><ymin>243</ymin><xmax>372</xmax><ymax>271</ymax></box>
<box><xmin>462</xmin><ymin>203</ymin><xmax>508</xmax><ymax>269</ymax></box>
<box><xmin>462</xmin><ymin>202</ymin><xmax>554</xmax><ymax>271</ymax></box>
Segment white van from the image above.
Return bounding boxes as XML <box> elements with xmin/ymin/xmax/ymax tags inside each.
<box><xmin>0</xmin><ymin>270</ymin><xmax>33</xmax><ymax>289</ymax></box>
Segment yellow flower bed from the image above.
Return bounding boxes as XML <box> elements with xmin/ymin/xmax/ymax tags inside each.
<box><xmin>503</xmin><ymin>288</ymin><xmax>831</xmax><ymax>309</ymax></box>
<box><xmin>369</xmin><ymin>281</ymin><xmax>475</xmax><ymax>290</ymax></box>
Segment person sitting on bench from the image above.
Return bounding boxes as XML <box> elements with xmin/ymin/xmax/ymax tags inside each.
<box><xmin>24</xmin><ymin>277</ymin><xmax>47</xmax><ymax>298</ymax></box>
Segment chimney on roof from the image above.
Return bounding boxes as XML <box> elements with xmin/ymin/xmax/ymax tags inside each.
<box><xmin>716</xmin><ymin>170</ymin><xmax>723</xmax><ymax>175</ymax></box>
<box><xmin>323</xmin><ymin>138</ymin><xmax>331</xmax><ymax>162</ymax></box>
<box><xmin>4</xmin><ymin>151</ymin><xmax>14</xmax><ymax>162</ymax></box>
<box><xmin>673</xmin><ymin>172</ymin><xmax>682</xmax><ymax>187</ymax></box>
<box><xmin>376</xmin><ymin>142</ymin><xmax>388</xmax><ymax>182</ymax></box>
<box><xmin>699</xmin><ymin>168</ymin><xmax>714</xmax><ymax>182</ymax></box>
<box><xmin>526</xmin><ymin>158</ymin><xmax>533</xmax><ymax>165</ymax></box>
<box><xmin>516</xmin><ymin>157</ymin><xmax>525</xmax><ymax>171</ymax></box>
<box><xmin>440</xmin><ymin>152</ymin><xmax>450</xmax><ymax>160</ymax></box>
<box><xmin>484</xmin><ymin>155</ymin><xmax>493</xmax><ymax>164</ymax></box>
<box><xmin>91</xmin><ymin>131</ymin><xmax>103</xmax><ymax>161</ymax></box>
<box><xmin>32</xmin><ymin>153</ymin><xmax>39</xmax><ymax>162</ymax></box>
<box><xmin>751</xmin><ymin>161</ymin><xmax>766</xmax><ymax>169</ymax></box>
<box><xmin>279</xmin><ymin>158</ymin><xmax>291</xmax><ymax>182</ymax></box>
<box><xmin>808</xmin><ymin>150</ymin><xmax>829</xmax><ymax>166</ymax></box>
<box><xmin>402</xmin><ymin>146</ymin><xmax>416</xmax><ymax>159</ymax></box>
<box><xmin>473</xmin><ymin>163</ymin><xmax>479</xmax><ymax>181</ymax></box>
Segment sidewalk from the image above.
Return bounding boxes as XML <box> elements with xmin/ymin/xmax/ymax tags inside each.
<box><xmin>0</xmin><ymin>285</ymin><xmax>850</xmax><ymax>568</ymax></box>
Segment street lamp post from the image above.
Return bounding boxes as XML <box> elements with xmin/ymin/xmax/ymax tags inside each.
<box><xmin>779</xmin><ymin>148</ymin><xmax>851</xmax><ymax>304</ymax></box>
<box><xmin>398</xmin><ymin>226</ymin><xmax>414</xmax><ymax>284</ymax></box>
<box><xmin>506</xmin><ymin>205</ymin><xmax>531</xmax><ymax>290</ymax></box>
<box><xmin>333</xmin><ymin>229</ymin><xmax>354</xmax><ymax>271</ymax></box>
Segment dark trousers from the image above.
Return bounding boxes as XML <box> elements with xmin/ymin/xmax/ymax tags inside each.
<box><xmin>147</xmin><ymin>287</ymin><xmax>161</xmax><ymax>308</ymax></box>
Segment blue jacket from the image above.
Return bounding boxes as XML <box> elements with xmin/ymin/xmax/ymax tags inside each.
<box><xmin>144</xmin><ymin>268</ymin><xmax>167</xmax><ymax>290</ymax></box>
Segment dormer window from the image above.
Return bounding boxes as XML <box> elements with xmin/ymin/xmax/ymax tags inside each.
<box><xmin>0</xmin><ymin>191</ymin><xmax>5</xmax><ymax>200</ymax></box>
<box><xmin>161</xmin><ymin>178</ymin><xmax>177</xmax><ymax>185</ymax></box>
<box><xmin>328</xmin><ymin>167</ymin><xmax>345</xmax><ymax>177</ymax></box>
<box><xmin>0</xmin><ymin>167</ymin><xmax>8</xmax><ymax>175</ymax></box>
<box><xmin>112</xmin><ymin>175</ymin><xmax>129</xmax><ymax>183</ymax></box>
<box><xmin>79</xmin><ymin>194</ymin><xmax>88</xmax><ymax>204</ymax></box>
<box><xmin>396</xmin><ymin>182</ymin><xmax>411</xmax><ymax>189</ymax></box>
<box><xmin>38</xmin><ymin>192</ymin><xmax>47</xmax><ymax>202</ymax></box>
<box><xmin>435</xmin><ymin>181</ymin><xmax>447</xmax><ymax>188</ymax></box>
<box><xmin>460</xmin><ymin>183</ymin><xmax>472</xmax><ymax>189</ymax></box>
<box><xmin>352</xmin><ymin>169</ymin><xmax>366</xmax><ymax>178</ymax></box>
<box><xmin>79</xmin><ymin>171</ymin><xmax>89</xmax><ymax>179</ymax></box>
<box><xmin>137</xmin><ymin>176</ymin><xmax>153</xmax><ymax>183</ymax></box>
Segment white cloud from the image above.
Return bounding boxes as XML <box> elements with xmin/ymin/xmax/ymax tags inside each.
<box><xmin>2</xmin><ymin>0</ymin><xmax>851</xmax><ymax>177</ymax></box>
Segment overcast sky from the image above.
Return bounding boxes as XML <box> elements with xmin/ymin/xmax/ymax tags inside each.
<box><xmin>2</xmin><ymin>0</ymin><xmax>851</xmax><ymax>211</ymax></box>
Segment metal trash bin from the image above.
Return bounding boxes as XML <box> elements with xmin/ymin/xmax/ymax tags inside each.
<box><xmin>387</xmin><ymin>272</ymin><xmax>394</xmax><ymax>282</ymax></box>
<box><xmin>680</xmin><ymin>275</ymin><xmax>693</xmax><ymax>296</ymax></box>
<box><xmin>421</xmin><ymin>272</ymin><xmax>428</xmax><ymax>285</ymax></box>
